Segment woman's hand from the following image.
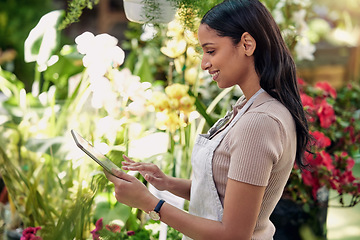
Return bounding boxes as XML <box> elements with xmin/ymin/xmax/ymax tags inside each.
<box><xmin>104</xmin><ymin>168</ymin><xmax>158</xmax><ymax>213</ymax></box>
<box><xmin>121</xmin><ymin>155</ymin><xmax>170</xmax><ymax>191</ymax></box>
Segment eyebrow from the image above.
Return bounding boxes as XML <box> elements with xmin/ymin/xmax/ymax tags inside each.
<box><xmin>201</xmin><ymin>43</ymin><xmax>215</xmax><ymax>48</ymax></box>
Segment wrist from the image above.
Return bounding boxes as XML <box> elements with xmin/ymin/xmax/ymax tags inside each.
<box><xmin>142</xmin><ymin>195</ymin><xmax>159</xmax><ymax>214</ymax></box>
<box><xmin>148</xmin><ymin>199</ymin><xmax>166</xmax><ymax>221</ymax></box>
<box><xmin>165</xmin><ymin>176</ymin><xmax>175</xmax><ymax>192</ymax></box>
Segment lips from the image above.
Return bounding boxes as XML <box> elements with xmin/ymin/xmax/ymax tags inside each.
<box><xmin>210</xmin><ymin>71</ymin><xmax>219</xmax><ymax>81</ymax></box>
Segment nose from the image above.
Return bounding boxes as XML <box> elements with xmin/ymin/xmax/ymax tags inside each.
<box><xmin>201</xmin><ymin>57</ymin><xmax>211</xmax><ymax>70</ymax></box>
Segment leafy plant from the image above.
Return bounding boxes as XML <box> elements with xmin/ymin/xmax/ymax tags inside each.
<box><xmin>58</xmin><ymin>0</ymin><xmax>99</xmax><ymax>30</ymax></box>
<box><xmin>0</xmin><ymin>12</ymin><xmax>154</xmax><ymax>239</ymax></box>
<box><xmin>60</xmin><ymin>0</ymin><xmax>223</xmax><ymax>31</ymax></box>
<box><xmin>285</xmin><ymin>80</ymin><xmax>360</xmax><ymax>208</ymax></box>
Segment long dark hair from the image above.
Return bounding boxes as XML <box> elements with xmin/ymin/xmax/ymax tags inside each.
<box><xmin>201</xmin><ymin>0</ymin><xmax>311</xmax><ymax>169</ymax></box>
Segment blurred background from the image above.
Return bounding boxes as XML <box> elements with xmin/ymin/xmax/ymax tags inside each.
<box><xmin>0</xmin><ymin>0</ymin><xmax>359</xmax><ymax>239</ymax></box>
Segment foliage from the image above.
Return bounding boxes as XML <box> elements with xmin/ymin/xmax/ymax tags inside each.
<box><xmin>0</xmin><ymin>0</ymin><xmax>53</xmax><ymax>88</ymax></box>
<box><xmin>59</xmin><ymin>0</ymin><xmax>100</xmax><ymax>30</ymax></box>
<box><xmin>2</xmin><ymin>1</ymin><xmax>359</xmax><ymax>239</ymax></box>
<box><xmin>285</xmin><ymin>80</ymin><xmax>360</xmax><ymax>208</ymax></box>
<box><xmin>60</xmin><ymin>0</ymin><xmax>223</xmax><ymax>31</ymax></box>
<box><xmin>0</xmin><ymin>13</ymin><xmax>155</xmax><ymax>239</ymax></box>
<box><xmin>90</xmin><ymin>217</ymin><xmax>152</xmax><ymax>240</ymax></box>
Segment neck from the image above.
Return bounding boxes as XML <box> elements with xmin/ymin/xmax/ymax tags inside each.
<box><xmin>239</xmin><ymin>79</ymin><xmax>261</xmax><ymax>100</ymax></box>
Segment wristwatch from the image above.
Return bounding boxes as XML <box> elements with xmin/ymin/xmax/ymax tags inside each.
<box><xmin>149</xmin><ymin>199</ymin><xmax>165</xmax><ymax>221</ymax></box>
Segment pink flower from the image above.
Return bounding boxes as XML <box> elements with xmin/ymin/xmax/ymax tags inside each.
<box><xmin>21</xmin><ymin>227</ymin><xmax>42</xmax><ymax>240</ymax></box>
<box><xmin>91</xmin><ymin>218</ymin><xmax>104</xmax><ymax>240</ymax></box>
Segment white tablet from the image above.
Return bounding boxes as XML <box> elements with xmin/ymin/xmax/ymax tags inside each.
<box><xmin>71</xmin><ymin>129</ymin><xmax>122</xmax><ymax>176</ymax></box>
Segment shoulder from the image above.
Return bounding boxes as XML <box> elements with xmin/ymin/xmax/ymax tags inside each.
<box><xmin>249</xmin><ymin>92</ymin><xmax>292</xmax><ymax>120</ymax></box>
<box><xmin>242</xmin><ymin>92</ymin><xmax>295</xmax><ymax>132</ymax></box>
<box><xmin>227</xmin><ymin>92</ymin><xmax>296</xmax><ymax>160</ymax></box>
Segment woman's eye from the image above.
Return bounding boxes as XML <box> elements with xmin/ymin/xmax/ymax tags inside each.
<box><xmin>207</xmin><ymin>50</ymin><xmax>215</xmax><ymax>54</ymax></box>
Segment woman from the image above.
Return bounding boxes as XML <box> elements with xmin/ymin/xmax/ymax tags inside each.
<box><xmin>104</xmin><ymin>0</ymin><xmax>311</xmax><ymax>239</ymax></box>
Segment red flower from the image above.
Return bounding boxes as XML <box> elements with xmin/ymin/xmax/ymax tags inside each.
<box><xmin>300</xmin><ymin>93</ymin><xmax>315</xmax><ymax>110</ymax></box>
<box><xmin>301</xmin><ymin>169</ymin><xmax>320</xmax><ymax>199</ymax></box>
<box><xmin>316</xmin><ymin>99</ymin><xmax>336</xmax><ymax>128</ymax></box>
<box><xmin>127</xmin><ymin>231</ymin><xmax>135</xmax><ymax>236</ymax></box>
<box><xmin>344</xmin><ymin>125</ymin><xmax>357</xmax><ymax>143</ymax></box>
<box><xmin>315</xmin><ymin>81</ymin><xmax>337</xmax><ymax>99</ymax></box>
<box><xmin>320</xmin><ymin>151</ymin><xmax>335</xmax><ymax>171</ymax></box>
<box><xmin>106</xmin><ymin>224</ymin><xmax>121</xmax><ymax>233</ymax></box>
<box><xmin>298</xmin><ymin>78</ymin><xmax>306</xmax><ymax>87</ymax></box>
<box><xmin>310</xmin><ymin>131</ymin><xmax>331</xmax><ymax>149</ymax></box>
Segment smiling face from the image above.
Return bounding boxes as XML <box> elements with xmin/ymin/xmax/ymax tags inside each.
<box><xmin>198</xmin><ymin>23</ymin><xmax>259</xmax><ymax>90</ymax></box>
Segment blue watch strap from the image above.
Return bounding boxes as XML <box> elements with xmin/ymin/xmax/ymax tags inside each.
<box><xmin>154</xmin><ymin>199</ymin><xmax>165</xmax><ymax>213</ymax></box>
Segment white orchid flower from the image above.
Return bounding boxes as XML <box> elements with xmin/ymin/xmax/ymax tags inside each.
<box><xmin>75</xmin><ymin>32</ymin><xmax>125</xmax><ymax>78</ymax></box>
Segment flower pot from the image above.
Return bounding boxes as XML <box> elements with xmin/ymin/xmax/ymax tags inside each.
<box><xmin>270</xmin><ymin>187</ymin><xmax>329</xmax><ymax>240</ymax></box>
<box><xmin>123</xmin><ymin>0</ymin><xmax>177</xmax><ymax>24</ymax></box>
<box><xmin>6</xmin><ymin>229</ymin><xmax>22</xmax><ymax>240</ymax></box>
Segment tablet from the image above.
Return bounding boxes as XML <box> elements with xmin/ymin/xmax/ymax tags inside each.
<box><xmin>71</xmin><ymin>129</ymin><xmax>122</xmax><ymax>176</ymax></box>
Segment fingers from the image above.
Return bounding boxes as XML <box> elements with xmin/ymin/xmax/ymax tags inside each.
<box><xmin>122</xmin><ymin>154</ymin><xmax>135</xmax><ymax>163</ymax></box>
<box><xmin>104</xmin><ymin>168</ymin><xmax>133</xmax><ymax>183</ymax></box>
<box><xmin>122</xmin><ymin>162</ymin><xmax>149</xmax><ymax>172</ymax></box>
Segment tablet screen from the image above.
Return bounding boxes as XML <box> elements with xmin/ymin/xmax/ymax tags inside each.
<box><xmin>71</xmin><ymin>129</ymin><xmax>122</xmax><ymax>175</ymax></box>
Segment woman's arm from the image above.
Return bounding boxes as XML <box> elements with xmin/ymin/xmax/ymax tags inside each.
<box><xmin>105</xmin><ymin>169</ymin><xmax>265</xmax><ymax>240</ymax></box>
<box><xmin>159</xmin><ymin>179</ymin><xmax>265</xmax><ymax>240</ymax></box>
<box><xmin>121</xmin><ymin>155</ymin><xmax>191</xmax><ymax>200</ymax></box>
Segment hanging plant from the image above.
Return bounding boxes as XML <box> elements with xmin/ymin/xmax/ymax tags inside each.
<box><xmin>123</xmin><ymin>0</ymin><xmax>177</xmax><ymax>24</ymax></box>
<box><xmin>59</xmin><ymin>0</ymin><xmax>223</xmax><ymax>30</ymax></box>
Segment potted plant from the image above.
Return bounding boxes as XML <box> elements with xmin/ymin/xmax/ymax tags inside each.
<box><xmin>270</xmin><ymin>80</ymin><xmax>360</xmax><ymax>240</ymax></box>
<box><xmin>123</xmin><ymin>0</ymin><xmax>177</xmax><ymax>24</ymax></box>
<box><xmin>59</xmin><ymin>0</ymin><xmax>223</xmax><ymax>30</ymax></box>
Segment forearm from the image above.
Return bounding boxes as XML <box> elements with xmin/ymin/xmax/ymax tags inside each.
<box><xmin>166</xmin><ymin>177</ymin><xmax>191</xmax><ymax>201</ymax></box>
<box><xmin>154</xmin><ymin>202</ymin><xmax>239</xmax><ymax>240</ymax></box>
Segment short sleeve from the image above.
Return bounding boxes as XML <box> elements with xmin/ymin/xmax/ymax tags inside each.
<box><xmin>227</xmin><ymin>112</ymin><xmax>285</xmax><ymax>186</ymax></box>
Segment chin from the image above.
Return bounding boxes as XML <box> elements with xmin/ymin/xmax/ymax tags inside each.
<box><xmin>216</xmin><ymin>82</ymin><xmax>233</xmax><ymax>89</ymax></box>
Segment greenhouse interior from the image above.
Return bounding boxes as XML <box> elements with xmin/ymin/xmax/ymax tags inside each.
<box><xmin>0</xmin><ymin>0</ymin><xmax>359</xmax><ymax>239</ymax></box>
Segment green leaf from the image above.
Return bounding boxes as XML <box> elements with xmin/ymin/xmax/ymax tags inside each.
<box><xmin>43</xmin><ymin>47</ymin><xmax>84</xmax><ymax>99</ymax></box>
<box><xmin>133</xmin><ymin>55</ymin><xmax>154</xmax><ymax>83</ymax></box>
<box><xmin>93</xmin><ymin>200</ymin><xmax>132</xmax><ymax>226</ymax></box>
<box><xmin>25</xmin><ymin>137</ymin><xmax>66</xmax><ymax>157</ymax></box>
<box><xmin>188</xmin><ymin>89</ymin><xmax>215</xmax><ymax>127</ymax></box>
<box><xmin>0</xmin><ymin>68</ymin><xmax>24</xmax><ymax>99</ymax></box>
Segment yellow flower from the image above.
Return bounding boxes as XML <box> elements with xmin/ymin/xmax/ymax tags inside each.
<box><xmin>186</xmin><ymin>46</ymin><xmax>201</xmax><ymax>66</ymax></box>
<box><xmin>155</xmin><ymin>111</ymin><xmax>182</xmax><ymax>133</ymax></box>
<box><xmin>160</xmin><ymin>38</ymin><xmax>187</xmax><ymax>59</ymax></box>
<box><xmin>184</xmin><ymin>29</ymin><xmax>199</xmax><ymax>45</ymax></box>
<box><xmin>166</xmin><ymin>111</ymin><xmax>183</xmax><ymax>133</ymax></box>
<box><xmin>165</xmin><ymin>83</ymin><xmax>189</xmax><ymax>100</ymax></box>
<box><xmin>149</xmin><ymin>92</ymin><xmax>170</xmax><ymax>112</ymax></box>
<box><xmin>174</xmin><ymin>55</ymin><xmax>185</xmax><ymax>73</ymax></box>
<box><xmin>179</xmin><ymin>95</ymin><xmax>196</xmax><ymax>113</ymax></box>
<box><xmin>167</xmin><ymin>14</ymin><xmax>185</xmax><ymax>38</ymax></box>
<box><xmin>169</xmin><ymin>98</ymin><xmax>180</xmax><ymax>110</ymax></box>
<box><xmin>184</xmin><ymin>67</ymin><xmax>199</xmax><ymax>85</ymax></box>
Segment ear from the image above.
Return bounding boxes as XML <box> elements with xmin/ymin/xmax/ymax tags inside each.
<box><xmin>240</xmin><ymin>32</ymin><xmax>256</xmax><ymax>56</ymax></box>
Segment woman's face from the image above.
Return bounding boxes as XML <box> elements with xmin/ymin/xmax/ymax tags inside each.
<box><xmin>198</xmin><ymin>24</ymin><xmax>253</xmax><ymax>89</ymax></box>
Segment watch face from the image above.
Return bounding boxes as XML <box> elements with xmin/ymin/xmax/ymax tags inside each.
<box><xmin>149</xmin><ymin>210</ymin><xmax>160</xmax><ymax>221</ymax></box>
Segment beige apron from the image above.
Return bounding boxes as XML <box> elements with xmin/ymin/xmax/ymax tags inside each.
<box><xmin>183</xmin><ymin>88</ymin><xmax>265</xmax><ymax>240</ymax></box>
